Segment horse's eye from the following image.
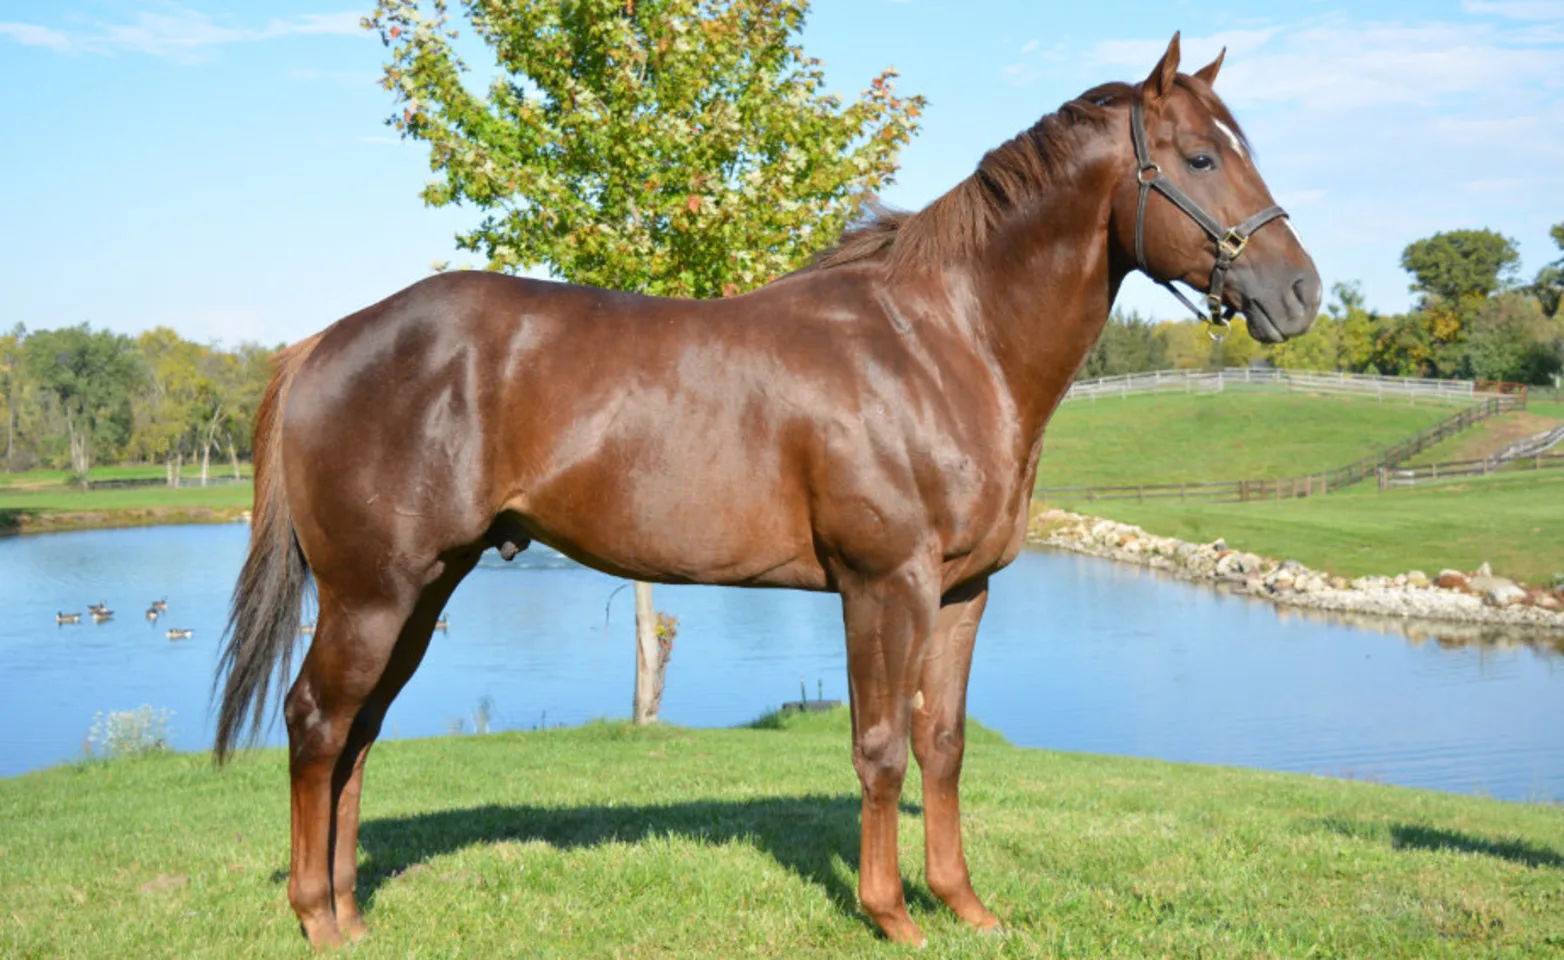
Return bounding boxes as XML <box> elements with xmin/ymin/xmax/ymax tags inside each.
<box><xmin>1188</xmin><ymin>154</ymin><xmax>1216</xmax><ymax>172</ymax></box>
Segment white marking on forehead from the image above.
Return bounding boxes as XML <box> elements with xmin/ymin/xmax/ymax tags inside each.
<box><xmin>1212</xmin><ymin>119</ymin><xmax>1247</xmax><ymax>161</ymax></box>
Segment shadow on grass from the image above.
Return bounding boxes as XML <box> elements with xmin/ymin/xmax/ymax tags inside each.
<box><xmin>1320</xmin><ymin>818</ymin><xmax>1564</xmax><ymax>869</ymax></box>
<box><xmin>344</xmin><ymin>795</ymin><xmax>930</xmax><ymax>928</ymax></box>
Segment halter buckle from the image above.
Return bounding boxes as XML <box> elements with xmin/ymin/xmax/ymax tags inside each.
<box><xmin>1218</xmin><ymin>229</ymin><xmax>1248</xmax><ymax>260</ymax></box>
<box><xmin>1137</xmin><ymin>163</ymin><xmax>1161</xmax><ymax>185</ymax></box>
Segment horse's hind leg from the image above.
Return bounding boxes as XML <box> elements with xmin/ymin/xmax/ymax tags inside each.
<box><xmin>283</xmin><ymin>553</ymin><xmax>475</xmax><ymax>948</ymax></box>
<box><xmin>911</xmin><ymin>577</ymin><xmax>1000</xmax><ymax>931</ymax></box>
<box><xmin>328</xmin><ymin>556</ymin><xmax>476</xmax><ymax>940</ymax></box>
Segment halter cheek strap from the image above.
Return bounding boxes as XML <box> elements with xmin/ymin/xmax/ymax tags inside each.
<box><xmin>1130</xmin><ymin>97</ymin><xmax>1288</xmax><ymax>331</ymax></box>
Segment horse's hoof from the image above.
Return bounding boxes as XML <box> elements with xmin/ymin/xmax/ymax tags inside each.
<box><xmin>340</xmin><ymin>915</ymin><xmax>370</xmax><ymax>943</ymax></box>
<box><xmin>299</xmin><ymin>917</ymin><xmax>344</xmax><ymax>951</ymax></box>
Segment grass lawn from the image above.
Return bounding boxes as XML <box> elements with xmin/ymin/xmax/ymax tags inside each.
<box><xmin>1047</xmin><ymin>470</ymin><xmax>1564</xmax><ymax>583</ymax></box>
<box><xmin>3</xmin><ymin>709</ymin><xmax>1562</xmax><ymax>958</ymax></box>
<box><xmin>1038</xmin><ymin>389</ymin><xmax>1456</xmax><ymax>488</ymax></box>
<box><xmin>0</xmin><ymin>463</ymin><xmax>252</xmax><ymax>488</ymax></box>
<box><xmin>0</xmin><ymin>482</ymin><xmax>254</xmax><ymax>535</ymax></box>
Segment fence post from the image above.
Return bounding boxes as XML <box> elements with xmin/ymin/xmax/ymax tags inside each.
<box><xmin>633</xmin><ymin>581</ymin><xmax>660</xmax><ymax>725</ymax></box>
<box><xmin>1377</xmin><ymin>467</ymin><xmax>1386</xmax><ymax>491</ymax></box>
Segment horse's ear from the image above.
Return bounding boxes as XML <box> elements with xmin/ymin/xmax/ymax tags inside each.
<box><xmin>1193</xmin><ymin>47</ymin><xmax>1225</xmax><ymax>87</ymax></box>
<box><xmin>1143</xmin><ymin>32</ymin><xmax>1181</xmax><ymax>104</ymax></box>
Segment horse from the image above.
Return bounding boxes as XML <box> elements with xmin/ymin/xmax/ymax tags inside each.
<box><xmin>214</xmin><ymin>34</ymin><xmax>1319</xmax><ymax>949</ymax></box>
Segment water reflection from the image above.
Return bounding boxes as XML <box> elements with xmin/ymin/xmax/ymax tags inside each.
<box><xmin>0</xmin><ymin>524</ymin><xmax>1560</xmax><ymax>803</ymax></box>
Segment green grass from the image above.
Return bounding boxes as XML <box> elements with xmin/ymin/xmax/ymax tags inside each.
<box><xmin>1406</xmin><ymin>407</ymin><xmax>1564</xmax><ymax>467</ymax></box>
<box><xmin>0</xmin><ymin>482</ymin><xmax>254</xmax><ymax>535</ymax></box>
<box><xmin>1050</xmin><ymin>470</ymin><xmax>1564</xmax><ymax>582</ymax></box>
<box><xmin>2</xmin><ymin>710</ymin><xmax>1562</xmax><ymax>958</ymax></box>
<box><xmin>1038</xmin><ymin>390</ymin><xmax>1454</xmax><ymax>488</ymax></box>
<box><xmin>1527</xmin><ymin>399</ymin><xmax>1564</xmax><ymax>421</ymax></box>
<box><xmin>0</xmin><ymin>463</ymin><xmax>252</xmax><ymax>488</ymax></box>
<box><xmin>0</xmin><ymin>482</ymin><xmax>253</xmax><ymax>513</ymax></box>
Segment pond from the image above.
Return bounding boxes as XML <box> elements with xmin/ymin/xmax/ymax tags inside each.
<box><xmin>2</xmin><ymin>523</ymin><xmax>1561</xmax><ymax>802</ymax></box>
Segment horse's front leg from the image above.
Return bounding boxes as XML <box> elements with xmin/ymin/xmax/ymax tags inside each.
<box><xmin>839</xmin><ymin>559</ymin><xmax>940</xmax><ymax>947</ymax></box>
<box><xmin>912</xmin><ymin>576</ymin><xmax>1000</xmax><ymax>930</ymax></box>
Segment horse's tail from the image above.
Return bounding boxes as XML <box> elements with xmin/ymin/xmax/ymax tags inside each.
<box><xmin>213</xmin><ymin>333</ymin><xmax>324</xmax><ymax>764</ymax></box>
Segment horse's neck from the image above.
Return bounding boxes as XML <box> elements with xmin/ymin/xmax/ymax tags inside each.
<box><xmin>968</xmin><ymin>150</ymin><xmax>1126</xmax><ymax>445</ymax></box>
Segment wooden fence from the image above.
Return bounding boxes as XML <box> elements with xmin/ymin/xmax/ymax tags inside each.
<box><xmin>1381</xmin><ymin>452</ymin><xmax>1564</xmax><ymax>488</ymax></box>
<box><xmin>1063</xmin><ymin>367</ymin><xmax>1496</xmax><ymax>405</ymax></box>
<box><xmin>1037</xmin><ymin>393</ymin><xmax>1529</xmax><ymax>504</ymax></box>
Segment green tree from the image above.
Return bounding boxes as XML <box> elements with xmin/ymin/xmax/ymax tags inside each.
<box><xmin>224</xmin><ymin>343</ymin><xmax>278</xmax><ymax>473</ymax></box>
<box><xmin>1079</xmin><ymin>311</ymin><xmax>1169</xmax><ymax>379</ymax></box>
<box><xmin>1400</xmin><ymin>228</ymin><xmax>1520</xmax><ymax>305</ymax></box>
<box><xmin>366</xmin><ymin>0</ymin><xmax>923</xmax><ymax>296</ymax></box>
<box><xmin>1265</xmin><ymin>313</ymin><xmax>1338</xmax><ymax>371</ymax></box>
<box><xmin>1528</xmin><ymin>222</ymin><xmax>1564</xmax><ymax>319</ymax></box>
<box><xmin>1460</xmin><ymin>293</ymin><xmax>1563</xmax><ymax>385</ymax></box>
<box><xmin>0</xmin><ymin>324</ymin><xmax>23</xmax><ymax>469</ymax></box>
<box><xmin>22</xmin><ymin>325</ymin><xmax>144</xmax><ymax>485</ymax></box>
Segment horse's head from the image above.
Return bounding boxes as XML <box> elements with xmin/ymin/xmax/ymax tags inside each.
<box><xmin>1108</xmin><ymin>34</ymin><xmax>1321</xmax><ymax>343</ymax></box>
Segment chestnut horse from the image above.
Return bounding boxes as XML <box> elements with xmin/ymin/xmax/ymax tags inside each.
<box><xmin>216</xmin><ymin>35</ymin><xmax>1319</xmax><ymax>948</ymax></box>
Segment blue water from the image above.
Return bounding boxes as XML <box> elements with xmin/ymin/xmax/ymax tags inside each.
<box><xmin>2</xmin><ymin>523</ymin><xmax>1562</xmax><ymax>801</ymax></box>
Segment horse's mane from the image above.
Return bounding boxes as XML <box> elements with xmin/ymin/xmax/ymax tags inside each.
<box><xmin>811</xmin><ymin>75</ymin><xmax>1247</xmax><ymax>274</ymax></box>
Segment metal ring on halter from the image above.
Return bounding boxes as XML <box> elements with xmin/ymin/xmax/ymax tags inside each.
<box><xmin>1137</xmin><ymin>163</ymin><xmax>1161</xmax><ymax>185</ymax></box>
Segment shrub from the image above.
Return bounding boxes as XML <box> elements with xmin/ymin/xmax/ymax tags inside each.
<box><xmin>85</xmin><ymin>706</ymin><xmax>172</xmax><ymax>759</ymax></box>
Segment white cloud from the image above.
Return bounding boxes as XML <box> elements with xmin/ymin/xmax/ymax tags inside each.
<box><xmin>1461</xmin><ymin>0</ymin><xmax>1564</xmax><ymax>20</ymax></box>
<box><xmin>0</xmin><ymin>7</ymin><xmax>364</xmax><ymax>62</ymax></box>
<box><xmin>1209</xmin><ymin>20</ymin><xmax>1562</xmax><ymax>112</ymax></box>
<box><xmin>0</xmin><ymin>21</ymin><xmax>71</xmax><ymax>50</ymax></box>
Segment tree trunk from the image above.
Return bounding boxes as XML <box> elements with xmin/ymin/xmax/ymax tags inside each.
<box><xmin>633</xmin><ymin>581</ymin><xmax>659</xmax><ymax>725</ymax></box>
<box><xmin>201</xmin><ymin>441</ymin><xmax>210</xmax><ymax>486</ymax></box>
<box><xmin>228</xmin><ymin>436</ymin><xmax>240</xmax><ymax>480</ymax></box>
<box><xmin>173</xmin><ymin>449</ymin><xmax>182</xmax><ymax>489</ymax></box>
<box><xmin>166</xmin><ymin>456</ymin><xmax>173</xmax><ymax>487</ymax></box>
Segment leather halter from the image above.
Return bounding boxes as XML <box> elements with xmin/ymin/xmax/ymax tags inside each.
<box><xmin>1131</xmin><ymin>97</ymin><xmax>1288</xmax><ymax>331</ymax></box>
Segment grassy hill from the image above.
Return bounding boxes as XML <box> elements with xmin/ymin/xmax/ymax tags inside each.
<box><xmin>3</xmin><ymin>710</ymin><xmax>1562</xmax><ymax>958</ymax></box>
<box><xmin>1036</xmin><ymin>389</ymin><xmax>1564</xmax><ymax>583</ymax></box>
<box><xmin>1037</xmin><ymin>390</ymin><xmax>1454</xmax><ymax>489</ymax></box>
<box><xmin>1406</xmin><ymin>406</ymin><xmax>1564</xmax><ymax>466</ymax></box>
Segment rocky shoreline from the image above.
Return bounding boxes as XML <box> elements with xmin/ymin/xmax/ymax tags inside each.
<box><xmin>1027</xmin><ymin>508</ymin><xmax>1564</xmax><ymax>635</ymax></box>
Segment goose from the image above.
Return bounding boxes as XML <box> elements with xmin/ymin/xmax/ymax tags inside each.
<box><xmin>87</xmin><ymin>601</ymin><xmax>108</xmax><ymax>614</ymax></box>
<box><xmin>56</xmin><ymin>612</ymin><xmax>81</xmax><ymax>625</ymax></box>
<box><xmin>90</xmin><ymin>609</ymin><xmax>114</xmax><ymax>623</ymax></box>
<box><xmin>146</xmin><ymin>607</ymin><xmax>160</xmax><ymax>622</ymax></box>
<box><xmin>166</xmin><ymin>628</ymin><xmax>194</xmax><ymax>641</ymax></box>
<box><xmin>151</xmin><ymin>597</ymin><xmax>168</xmax><ymax>613</ymax></box>
<box><xmin>434</xmin><ymin>616</ymin><xmax>449</xmax><ymax>631</ymax></box>
<box><xmin>299</xmin><ymin>622</ymin><xmax>315</xmax><ymax>636</ymax></box>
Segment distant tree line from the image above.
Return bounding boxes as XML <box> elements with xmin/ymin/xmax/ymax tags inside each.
<box><xmin>0</xmin><ymin>324</ymin><xmax>277</xmax><ymax>485</ymax></box>
<box><xmin>1082</xmin><ymin>223</ymin><xmax>1564</xmax><ymax>385</ymax></box>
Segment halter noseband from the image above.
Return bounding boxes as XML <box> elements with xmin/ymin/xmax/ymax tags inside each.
<box><xmin>1130</xmin><ymin>97</ymin><xmax>1288</xmax><ymax>332</ymax></box>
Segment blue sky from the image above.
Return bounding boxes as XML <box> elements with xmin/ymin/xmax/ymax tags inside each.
<box><xmin>3</xmin><ymin>0</ymin><xmax>1561</xmax><ymax>346</ymax></box>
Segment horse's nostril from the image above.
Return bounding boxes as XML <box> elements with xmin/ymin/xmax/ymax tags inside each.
<box><xmin>1291</xmin><ymin>275</ymin><xmax>1321</xmax><ymax>312</ymax></box>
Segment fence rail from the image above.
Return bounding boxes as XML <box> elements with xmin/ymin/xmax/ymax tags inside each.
<box><xmin>1038</xmin><ymin>393</ymin><xmax>1529</xmax><ymax>503</ymax></box>
<box><xmin>1381</xmin><ymin>453</ymin><xmax>1564</xmax><ymax>488</ymax></box>
<box><xmin>1063</xmin><ymin>367</ymin><xmax>1506</xmax><ymax>405</ymax></box>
